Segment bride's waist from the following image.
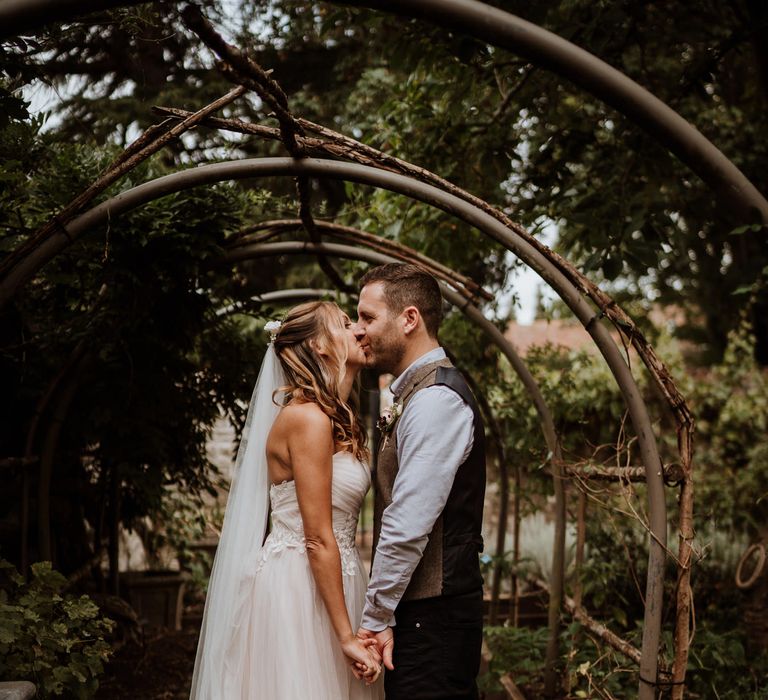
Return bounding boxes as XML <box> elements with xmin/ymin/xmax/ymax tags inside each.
<box><xmin>267</xmin><ymin>514</ymin><xmax>358</xmax><ymax>551</ymax></box>
<box><xmin>252</xmin><ymin>515</ymin><xmax>360</xmax><ymax>578</ymax></box>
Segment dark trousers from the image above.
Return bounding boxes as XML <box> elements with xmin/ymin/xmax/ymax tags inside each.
<box><xmin>384</xmin><ymin>589</ymin><xmax>483</xmax><ymax>700</ymax></box>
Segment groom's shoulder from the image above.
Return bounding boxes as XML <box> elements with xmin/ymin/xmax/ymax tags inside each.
<box><xmin>433</xmin><ymin>365</ymin><xmax>476</xmax><ymax>408</ymax></box>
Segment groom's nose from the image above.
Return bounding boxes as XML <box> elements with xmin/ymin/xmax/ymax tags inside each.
<box><xmin>352</xmin><ymin>322</ymin><xmax>365</xmax><ymax>340</ymax></box>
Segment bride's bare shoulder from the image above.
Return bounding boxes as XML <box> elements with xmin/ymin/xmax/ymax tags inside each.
<box><xmin>268</xmin><ymin>403</ymin><xmax>332</xmax><ymax>465</ymax></box>
<box><xmin>277</xmin><ymin>401</ymin><xmax>331</xmax><ymax>433</ymax></box>
<box><xmin>275</xmin><ymin>403</ymin><xmax>334</xmax><ymax>462</ymax></box>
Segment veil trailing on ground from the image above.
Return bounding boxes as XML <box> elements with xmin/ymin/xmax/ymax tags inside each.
<box><xmin>190</xmin><ymin>342</ymin><xmax>286</xmax><ymax>699</ymax></box>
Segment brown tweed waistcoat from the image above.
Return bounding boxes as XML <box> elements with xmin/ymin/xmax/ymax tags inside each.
<box><xmin>372</xmin><ymin>357</ymin><xmax>486</xmax><ymax>602</ymax></box>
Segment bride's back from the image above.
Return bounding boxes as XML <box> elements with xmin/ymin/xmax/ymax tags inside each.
<box><xmin>266</xmin><ymin>400</ymin><xmax>335</xmax><ymax>486</ymax></box>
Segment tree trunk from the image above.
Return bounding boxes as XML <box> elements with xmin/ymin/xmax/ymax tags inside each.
<box><xmin>512</xmin><ymin>462</ymin><xmax>522</xmax><ymax>628</ymax></box>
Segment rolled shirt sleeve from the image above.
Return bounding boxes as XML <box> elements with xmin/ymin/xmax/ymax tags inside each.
<box><xmin>361</xmin><ymin>383</ymin><xmax>474</xmax><ymax>631</ymax></box>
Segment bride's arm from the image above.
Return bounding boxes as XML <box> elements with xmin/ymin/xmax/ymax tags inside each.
<box><xmin>286</xmin><ymin>403</ymin><xmax>379</xmax><ymax>675</ymax></box>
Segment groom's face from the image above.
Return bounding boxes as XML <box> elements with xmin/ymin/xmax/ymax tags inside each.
<box><xmin>355</xmin><ymin>282</ymin><xmax>406</xmax><ymax>374</ymax></box>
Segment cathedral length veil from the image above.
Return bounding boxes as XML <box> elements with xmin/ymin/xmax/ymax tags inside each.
<box><xmin>190</xmin><ymin>342</ymin><xmax>286</xmax><ymax>699</ymax></box>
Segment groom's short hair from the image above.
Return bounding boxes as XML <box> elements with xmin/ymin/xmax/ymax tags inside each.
<box><xmin>360</xmin><ymin>263</ymin><xmax>442</xmax><ymax>338</ymax></box>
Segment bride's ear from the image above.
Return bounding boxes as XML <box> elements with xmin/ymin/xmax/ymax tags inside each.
<box><xmin>309</xmin><ymin>337</ymin><xmax>330</xmax><ymax>359</ymax></box>
<box><xmin>309</xmin><ymin>339</ymin><xmax>344</xmax><ymax>385</ymax></box>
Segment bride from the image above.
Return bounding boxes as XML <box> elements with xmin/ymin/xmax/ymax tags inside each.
<box><xmin>190</xmin><ymin>301</ymin><xmax>384</xmax><ymax>699</ymax></box>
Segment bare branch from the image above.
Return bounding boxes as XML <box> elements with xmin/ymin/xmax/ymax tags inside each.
<box><xmin>180</xmin><ymin>3</ymin><xmax>351</xmax><ymax>291</ymax></box>
<box><xmin>534</xmin><ymin>577</ymin><xmax>643</xmax><ymax>667</ymax></box>
<box><xmin>563</xmin><ymin>463</ymin><xmax>684</xmax><ymax>483</ymax></box>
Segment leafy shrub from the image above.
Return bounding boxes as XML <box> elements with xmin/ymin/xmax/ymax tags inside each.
<box><xmin>687</xmin><ymin>320</ymin><xmax>768</xmax><ymax>534</ymax></box>
<box><xmin>560</xmin><ymin>618</ymin><xmax>649</xmax><ymax>697</ymax></box>
<box><xmin>137</xmin><ymin>486</ymin><xmax>217</xmax><ymax>603</ymax></box>
<box><xmin>484</xmin><ymin>323</ymin><xmax>768</xmax><ymax>695</ymax></box>
<box><xmin>686</xmin><ymin>625</ymin><xmax>768</xmax><ymax>699</ymax></box>
<box><xmin>0</xmin><ymin>559</ymin><xmax>114</xmax><ymax>698</ymax></box>
<box><xmin>480</xmin><ymin>625</ymin><xmax>549</xmax><ymax>692</ymax></box>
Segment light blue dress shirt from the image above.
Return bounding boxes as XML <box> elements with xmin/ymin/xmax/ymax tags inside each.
<box><xmin>361</xmin><ymin>347</ymin><xmax>475</xmax><ymax>631</ymax></box>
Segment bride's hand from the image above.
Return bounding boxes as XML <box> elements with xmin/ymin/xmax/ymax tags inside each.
<box><xmin>340</xmin><ymin>635</ymin><xmax>382</xmax><ymax>684</ymax></box>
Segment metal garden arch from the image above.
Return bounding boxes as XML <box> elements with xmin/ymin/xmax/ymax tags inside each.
<box><xmin>3</xmin><ymin>0</ymin><xmax>767</xmax><ymax>695</ymax></box>
<box><xmin>1</xmin><ymin>156</ymin><xmax>670</xmax><ymax>695</ymax></box>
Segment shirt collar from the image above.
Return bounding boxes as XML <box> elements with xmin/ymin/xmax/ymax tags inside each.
<box><xmin>390</xmin><ymin>347</ymin><xmax>446</xmax><ymax>399</ymax></box>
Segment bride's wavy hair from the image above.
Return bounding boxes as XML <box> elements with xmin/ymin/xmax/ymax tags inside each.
<box><xmin>273</xmin><ymin>301</ymin><xmax>368</xmax><ymax>461</ymax></box>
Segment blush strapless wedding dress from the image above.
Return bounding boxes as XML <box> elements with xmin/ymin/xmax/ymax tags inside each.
<box><xmin>222</xmin><ymin>451</ymin><xmax>384</xmax><ymax>699</ymax></box>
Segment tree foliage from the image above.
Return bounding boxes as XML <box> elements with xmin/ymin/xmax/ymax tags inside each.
<box><xmin>0</xmin><ymin>109</ymin><xmax>278</xmax><ymax>571</ymax></box>
<box><xmin>8</xmin><ymin>1</ymin><xmax>766</xmax><ymax>357</ymax></box>
<box><xmin>486</xmin><ymin>321</ymin><xmax>768</xmax><ymax>695</ymax></box>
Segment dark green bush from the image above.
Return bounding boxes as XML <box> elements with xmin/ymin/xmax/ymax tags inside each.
<box><xmin>480</xmin><ymin>625</ymin><xmax>549</xmax><ymax>692</ymax></box>
<box><xmin>0</xmin><ymin>559</ymin><xmax>114</xmax><ymax>698</ymax></box>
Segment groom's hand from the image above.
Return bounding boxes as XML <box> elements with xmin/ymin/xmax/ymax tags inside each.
<box><xmin>357</xmin><ymin>626</ymin><xmax>395</xmax><ymax>671</ymax></box>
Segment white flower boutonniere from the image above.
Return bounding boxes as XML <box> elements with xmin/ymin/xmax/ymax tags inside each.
<box><xmin>377</xmin><ymin>401</ymin><xmax>402</xmax><ymax>448</ymax></box>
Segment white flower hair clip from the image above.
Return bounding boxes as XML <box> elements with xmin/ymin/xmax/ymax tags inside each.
<box><xmin>264</xmin><ymin>320</ymin><xmax>282</xmax><ymax>343</ymax></box>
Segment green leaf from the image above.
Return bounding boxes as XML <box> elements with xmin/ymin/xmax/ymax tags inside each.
<box><xmin>732</xmin><ymin>284</ymin><xmax>754</xmax><ymax>295</ymax></box>
<box><xmin>729</xmin><ymin>223</ymin><xmax>764</xmax><ymax>236</ymax></box>
<box><xmin>0</xmin><ymin>626</ymin><xmax>18</xmax><ymax>644</ymax></box>
<box><xmin>601</xmin><ymin>255</ymin><xmax>623</xmax><ymax>281</ymax></box>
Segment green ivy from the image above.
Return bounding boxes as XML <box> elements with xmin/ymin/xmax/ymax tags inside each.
<box><xmin>0</xmin><ymin>560</ymin><xmax>114</xmax><ymax>698</ymax></box>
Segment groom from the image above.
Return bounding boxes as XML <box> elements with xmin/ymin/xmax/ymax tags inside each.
<box><xmin>355</xmin><ymin>264</ymin><xmax>486</xmax><ymax>700</ymax></box>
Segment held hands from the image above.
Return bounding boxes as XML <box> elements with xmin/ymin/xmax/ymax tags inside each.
<box><xmin>357</xmin><ymin>626</ymin><xmax>394</xmax><ymax>672</ymax></box>
<box><xmin>340</xmin><ymin>634</ymin><xmax>382</xmax><ymax>685</ymax></box>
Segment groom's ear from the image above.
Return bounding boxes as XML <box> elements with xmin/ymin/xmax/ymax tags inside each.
<box><xmin>401</xmin><ymin>306</ymin><xmax>420</xmax><ymax>335</ymax></box>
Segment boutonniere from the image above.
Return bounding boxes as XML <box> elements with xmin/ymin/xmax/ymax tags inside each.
<box><xmin>377</xmin><ymin>402</ymin><xmax>402</xmax><ymax>448</ymax></box>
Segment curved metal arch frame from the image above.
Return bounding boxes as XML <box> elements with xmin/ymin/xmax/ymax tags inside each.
<box><xmin>0</xmin><ymin>2</ymin><xmax>741</xmax><ymax>693</ymax></box>
<box><xmin>229</xmin><ymin>219</ymin><xmax>494</xmax><ymax>305</ymax></box>
<box><xmin>216</xmin><ymin>287</ymin><xmax>347</xmax><ymax>315</ymax></box>
<box><xmin>1</xmin><ymin>0</ymin><xmax>765</xmax><ymax>225</ymax></box>
<box><xmin>0</xmin><ymin>156</ymin><xmax>668</xmax><ymax>693</ymax></box>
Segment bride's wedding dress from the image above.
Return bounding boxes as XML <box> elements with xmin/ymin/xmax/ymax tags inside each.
<box><xmin>227</xmin><ymin>451</ymin><xmax>384</xmax><ymax>699</ymax></box>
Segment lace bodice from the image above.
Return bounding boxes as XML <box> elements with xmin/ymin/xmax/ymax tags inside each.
<box><xmin>254</xmin><ymin>452</ymin><xmax>370</xmax><ymax>576</ymax></box>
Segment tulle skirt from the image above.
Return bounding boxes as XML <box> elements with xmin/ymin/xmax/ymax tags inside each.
<box><xmin>224</xmin><ymin>544</ymin><xmax>384</xmax><ymax>700</ymax></box>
